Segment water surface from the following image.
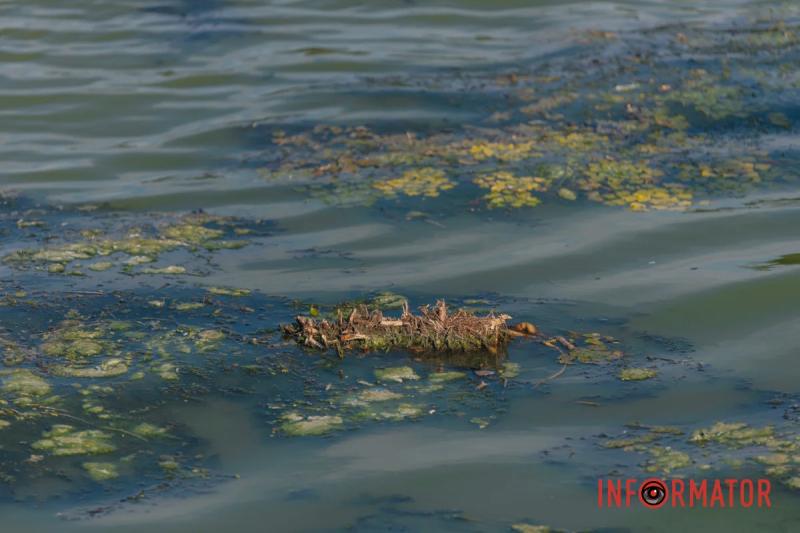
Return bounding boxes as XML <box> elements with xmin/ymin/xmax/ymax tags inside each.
<box><xmin>1</xmin><ymin>1</ymin><xmax>800</xmax><ymax>531</ymax></box>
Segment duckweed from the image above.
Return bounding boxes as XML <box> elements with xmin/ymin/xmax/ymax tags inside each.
<box><xmin>373</xmin><ymin>168</ymin><xmax>455</xmax><ymax>198</ymax></box>
<box><xmin>469</xmin><ymin>141</ymin><xmax>535</xmax><ymax>162</ymax></box>
<box><xmin>473</xmin><ymin>172</ymin><xmax>547</xmax><ymax>209</ymax></box>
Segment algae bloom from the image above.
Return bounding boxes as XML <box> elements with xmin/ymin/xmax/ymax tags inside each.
<box><xmin>281</xmin><ymin>414</ymin><xmax>343</xmax><ymax>436</ymax></box>
<box><xmin>32</xmin><ymin>425</ymin><xmax>116</xmax><ymax>456</ymax></box>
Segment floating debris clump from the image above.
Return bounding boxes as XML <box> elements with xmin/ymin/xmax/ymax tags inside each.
<box><xmin>283</xmin><ymin>300</ymin><xmax>513</xmax><ymax>356</ymax></box>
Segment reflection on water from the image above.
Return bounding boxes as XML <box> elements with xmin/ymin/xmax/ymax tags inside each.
<box><xmin>1</xmin><ymin>0</ymin><xmax>800</xmax><ymax>531</ymax></box>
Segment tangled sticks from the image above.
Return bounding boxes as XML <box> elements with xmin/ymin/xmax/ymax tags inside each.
<box><xmin>283</xmin><ymin>300</ymin><xmax>518</xmax><ymax>357</ymax></box>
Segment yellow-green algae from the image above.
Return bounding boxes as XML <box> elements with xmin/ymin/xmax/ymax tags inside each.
<box><xmin>428</xmin><ymin>371</ymin><xmax>466</xmax><ymax>382</ymax></box>
<box><xmin>40</xmin><ymin>323</ymin><xmax>110</xmax><ymax>361</ymax></box>
<box><xmin>367</xmin><ymin>403</ymin><xmax>424</xmax><ymax>422</ymax></box>
<box><xmin>83</xmin><ymin>462</ymin><xmax>119</xmax><ymax>481</ymax></box>
<box><xmin>207</xmin><ymin>287</ymin><xmax>251</xmax><ymax>297</ymax></box>
<box><xmin>619</xmin><ymin>368</ymin><xmax>658</xmax><ymax>381</ymax></box>
<box><xmin>280</xmin><ymin>413</ymin><xmax>344</xmax><ymax>436</ymax></box>
<box><xmin>557</xmin><ymin>334</ymin><xmax>623</xmax><ymax>364</ymax></box>
<box><xmin>375</xmin><ymin>366</ymin><xmax>420</xmax><ymax>383</ymax></box>
<box><xmin>601</xmin><ymin>418</ymin><xmax>800</xmax><ymax>490</ymax></box>
<box><xmin>355</xmin><ymin>388</ymin><xmax>404</xmax><ymax>403</ymax></box>
<box><xmin>131</xmin><ymin>422</ymin><xmax>168</xmax><ymax>439</ymax></box>
<box><xmin>690</xmin><ymin>422</ymin><xmax>776</xmax><ymax>447</ymax></box>
<box><xmin>252</xmin><ymin>17</ymin><xmax>800</xmax><ymax>215</ymax></box>
<box><xmin>473</xmin><ymin>172</ymin><xmax>547</xmax><ymax>208</ymax></box>
<box><xmin>373</xmin><ymin>167</ymin><xmax>455</xmax><ymax>198</ymax></box>
<box><xmin>32</xmin><ymin>425</ymin><xmax>116</xmax><ymax>456</ymax></box>
<box><xmin>50</xmin><ymin>358</ymin><xmax>129</xmax><ymax>378</ymax></box>
<box><xmin>141</xmin><ymin>265</ymin><xmax>187</xmax><ymax>275</ymax></box>
<box><xmin>644</xmin><ymin>446</ymin><xmax>692</xmax><ymax>474</ymax></box>
<box><xmin>511</xmin><ymin>524</ymin><xmax>561</xmax><ymax>533</ymax></box>
<box><xmin>3</xmin><ymin>213</ymin><xmax>256</xmax><ymax>275</ymax></box>
<box><xmin>1</xmin><ymin>369</ymin><xmax>51</xmax><ymax>397</ymax></box>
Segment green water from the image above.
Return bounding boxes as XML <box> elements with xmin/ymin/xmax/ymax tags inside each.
<box><xmin>1</xmin><ymin>0</ymin><xmax>800</xmax><ymax>531</ymax></box>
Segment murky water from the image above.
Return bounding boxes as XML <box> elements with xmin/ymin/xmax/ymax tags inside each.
<box><xmin>2</xmin><ymin>1</ymin><xmax>800</xmax><ymax>531</ymax></box>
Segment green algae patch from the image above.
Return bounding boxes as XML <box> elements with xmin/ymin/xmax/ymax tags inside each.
<box><xmin>369</xmin><ymin>403</ymin><xmax>424</xmax><ymax>422</ymax></box>
<box><xmin>373</xmin><ymin>168</ymin><xmax>455</xmax><ymax>198</ymax></box>
<box><xmin>175</xmin><ymin>302</ymin><xmax>205</xmax><ymax>311</ymax></box>
<box><xmin>1</xmin><ymin>369</ymin><xmax>51</xmax><ymax>397</ymax></box>
<box><xmin>499</xmin><ymin>362</ymin><xmax>520</xmax><ymax>379</ymax></box>
<box><xmin>88</xmin><ymin>261</ymin><xmax>114</xmax><ymax>272</ymax></box>
<box><xmin>142</xmin><ymin>265</ymin><xmax>187</xmax><ymax>275</ymax></box>
<box><xmin>644</xmin><ymin>446</ymin><xmax>692</xmax><ymax>474</ymax></box>
<box><xmin>280</xmin><ymin>413</ymin><xmax>343</xmax><ymax>436</ymax></box>
<box><xmin>752</xmin><ymin>253</ymin><xmax>800</xmax><ymax>271</ymax></box>
<box><xmin>473</xmin><ymin>171</ymin><xmax>546</xmax><ymax>208</ymax></box>
<box><xmin>187</xmin><ymin>328</ymin><xmax>228</xmax><ymax>352</ymax></box>
<box><xmin>40</xmin><ymin>323</ymin><xmax>111</xmax><ymax>361</ymax></box>
<box><xmin>83</xmin><ymin>462</ymin><xmax>119</xmax><ymax>482</ymax></box>
<box><xmin>32</xmin><ymin>425</ymin><xmax>116</xmax><ymax>456</ymax></box>
<box><xmin>690</xmin><ymin>422</ymin><xmax>775</xmax><ymax>447</ymax></box>
<box><xmin>161</xmin><ymin>223</ymin><xmax>223</xmax><ymax>244</ymax></box>
<box><xmin>511</xmin><ymin>524</ymin><xmax>562</xmax><ymax>533</ymax></box>
<box><xmin>556</xmin><ymin>333</ymin><xmax>623</xmax><ymax>365</ymax></box>
<box><xmin>207</xmin><ymin>287</ymin><xmax>251</xmax><ymax>297</ymax></box>
<box><xmin>3</xmin><ymin>212</ymin><xmax>258</xmax><ymax>276</ymax></box>
<box><xmin>603</xmin><ymin>432</ymin><xmax>660</xmax><ymax>450</ymax></box>
<box><xmin>255</xmin><ymin>17</ymin><xmax>800</xmax><ymax>217</ymax></box>
<box><xmin>597</xmin><ymin>416</ymin><xmax>800</xmax><ymax>492</ymax></box>
<box><xmin>284</xmin><ymin>300</ymin><xmax>513</xmax><ymax>356</ymax></box>
<box><xmin>354</xmin><ymin>388</ymin><xmax>404</xmax><ymax>403</ymax></box>
<box><xmin>131</xmin><ymin>423</ymin><xmax>168</xmax><ymax>439</ymax></box>
<box><xmin>375</xmin><ymin>366</ymin><xmax>419</xmax><ymax>383</ymax></box>
<box><xmin>50</xmin><ymin>358</ymin><xmax>129</xmax><ymax>378</ymax></box>
<box><xmin>156</xmin><ymin>362</ymin><xmax>179</xmax><ymax>381</ymax></box>
<box><xmin>619</xmin><ymin>368</ymin><xmax>658</xmax><ymax>381</ymax></box>
<box><xmin>428</xmin><ymin>371</ymin><xmax>466</xmax><ymax>382</ymax></box>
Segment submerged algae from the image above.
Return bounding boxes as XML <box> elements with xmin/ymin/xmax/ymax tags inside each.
<box><xmin>83</xmin><ymin>462</ymin><xmax>119</xmax><ymax>481</ymax></box>
<box><xmin>375</xmin><ymin>366</ymin><xmax>419</xmax><ymax>383</ymax></box>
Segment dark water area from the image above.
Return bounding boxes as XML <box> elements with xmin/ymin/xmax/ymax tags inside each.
<box><xmin>1</xmin><ymin>1</ymin><xmax>800</xmax><ymax>531</ymax></box>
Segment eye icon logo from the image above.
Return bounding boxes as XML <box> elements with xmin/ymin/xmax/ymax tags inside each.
<box><xmin>639</xmin><ymin>478</ymin><xmax>668</xmax><ymax>508</ymax></box>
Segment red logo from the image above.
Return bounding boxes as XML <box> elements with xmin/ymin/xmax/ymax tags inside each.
<box><xmin>598</xmin><ymin>478</ymin><xmax>772</xmax><ymax>509</ymax></box>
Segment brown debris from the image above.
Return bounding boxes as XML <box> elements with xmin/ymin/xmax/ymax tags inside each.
<box><xmin>282</xmin><ymin>300</ymin><xmax>513</xmax><ymax>357</ymax></box>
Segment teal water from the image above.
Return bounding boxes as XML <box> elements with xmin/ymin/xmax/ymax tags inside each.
<box><xmin>1</xmin><ymin>1</ymin><xmax>800</xmax><ymax>531</ymax></box>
